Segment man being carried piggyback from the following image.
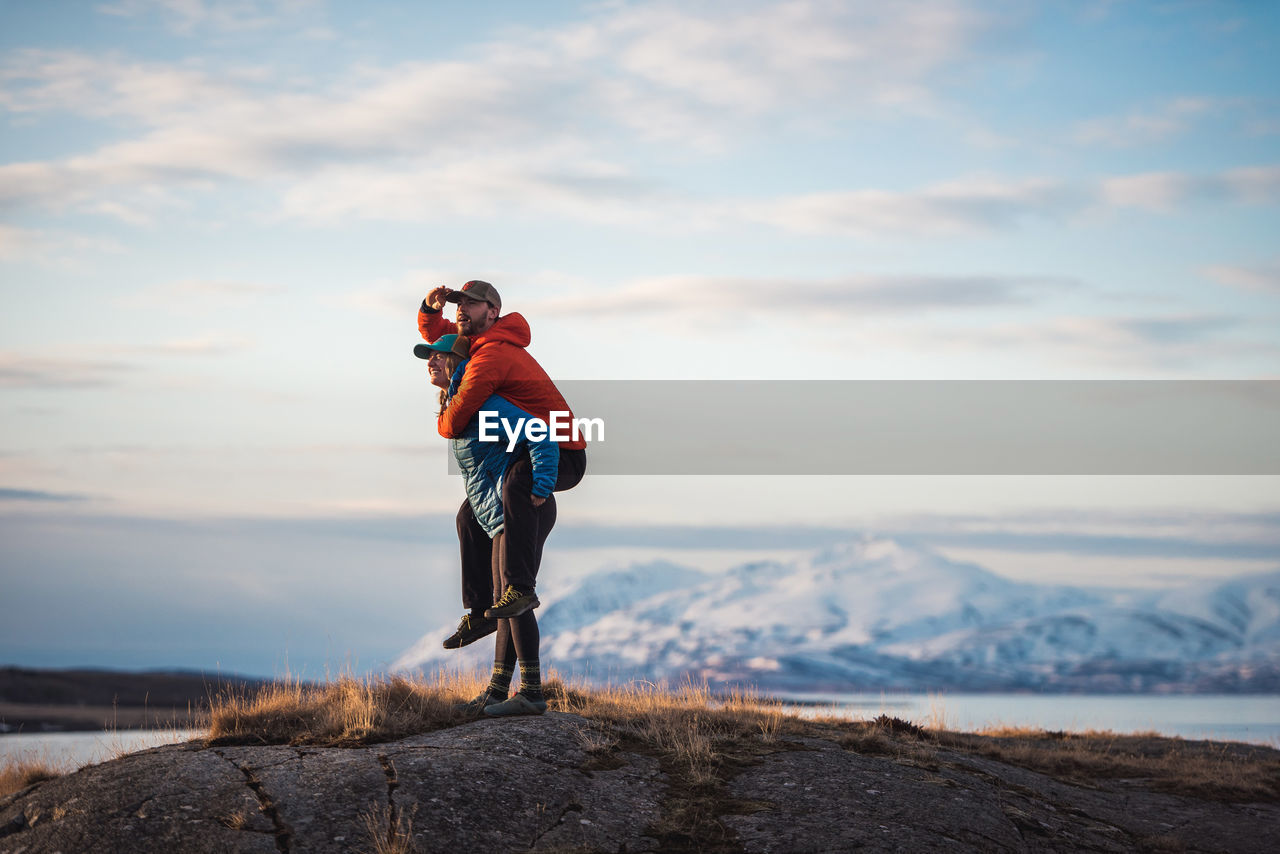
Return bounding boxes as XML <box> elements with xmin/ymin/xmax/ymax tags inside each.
<box><xmin>420</xmin><ymin>280</ymin><xmax>587</xmax><ymax>711</ymax></box>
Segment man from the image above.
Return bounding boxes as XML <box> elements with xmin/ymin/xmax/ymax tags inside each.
<box><xmin>419</xmin><ymin>280</ymin><xmax>587</xmax><ymax>652</ymax></box>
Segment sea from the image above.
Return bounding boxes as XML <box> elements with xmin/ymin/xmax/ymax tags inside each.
<box><xmin>2</xmin><ymin>694</ymin><xmax>1276</xmax><ymax>772</ymax></box>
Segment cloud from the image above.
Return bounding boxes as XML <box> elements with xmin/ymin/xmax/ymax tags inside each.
<box><xmin>577</xmin><ymin>0</ymin><xmax>990</xmax><ymax>132</ymax></box>
<box><xmin>0</xmin><ymin>2</ymin><xmax>994</xmax><ymax>214</ymax></box>
<box><xmin>126</xmin><ymin>278</ymin><xmax>285</xmax><ymax>303</ymax></box>
<box><xmin>745</xmin><ymin>177</ymin><xmax>1090</xmax><ymax>236</ymax></box>
<box><xmin>0</xmin><ymin>224</ymin><xmax>123</xmax><ymax>262</ymax></box>
<box><xmin>0</xmin><ymin>49</ymin><xmax>249</xmax><ymax>120</ymax></box>
<box><xmin>271</xmin><ymin>162</ymin><xmax>1280</xmax><ymax>235</ymax></box>
<box><xmin>752</xmin><ymin>167</ymin><xmax>1280</xmax><ymax>236</ymax></box>
<box><xmin>95</xmin><ymin>0</ymin><xmax>318</xmax><ymax>34</ymax></box>
<box><xmin>0</xmin><ymin>353</ymin><xmax>137</xmax><ymax>388</ymax></box>
<box><xmin>0</xmin><ymin>487</ymin><xmax>90</xmax><ymax>502</ymax></box>
<box><xmin>1112</xmin><ymin>316</ymin><xmax>1241</xmax><ymax>344</ymax></box>
<box><xmin>133</xmin><ymin>335</ymin><xmax>256</xmax><ymax>356</ymax></box>
<box><xmin>3</xmin><ymin>6</ymin><xmax>1277</xmax><ymax>237</ymax></box>
<box><xmin>173</xmin><ymin>279</ymin><xmax>285</xmax><ymax>296</ymax></box>
<box><xmin>1073</xmin><ymin>97</ymin><xmax>1220</xmax><ymax>147</ymax></box>
<box><xmin>276</xmin><ymin>153</ymin><xmax>669</xmax><ymax>224</ymax></box>
<box><xmin>526</xmin><ymin>273</ymin><xmax>1078</xmax><ymax>318</ymax></box>
<box><xmin>1101</xmin><ymin>166</ymin><xmax>1280</xmax><ymax>211</ymax></box>
<box><xmin>914</xmin><ymin>313</ymin><xmax>1266</xmax><ymax>374</ymax></box>
<box><xmin>0</xmin><ymin>224</ymin><xmax>42</xmax><ymax>258</ymax></box>
<box><xmin>1203</xmin><ymin>261</ymin><xmax>1280</xmax><ymax>294</ymax></box>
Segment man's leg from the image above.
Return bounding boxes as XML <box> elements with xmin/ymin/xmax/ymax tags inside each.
<box><xmin>497</xmin><ymin>449</ymin><xmax>579</xmax><ymax>595</ymax></box>
<box><xmin>485</xmin><ymin>519</ymin><xmax>551</xmax><ymax>717</ymax></box>
<box><xmin>485</xmin><ymin>533</ymin><xmax>516</xmax><ymax>699</ymax></box>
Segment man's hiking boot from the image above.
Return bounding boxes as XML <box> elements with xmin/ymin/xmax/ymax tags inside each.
<box><xmin>442</xmin><ymin>613</ymin><xmax>497</xmax><ymax>649</ymax></box>
<box><xmin>483</xmin><ymin>693</ymin><xmax>547</xmax><ymax>716</ymax></box>
<box><xmin>457</xmin><ymin>691</ymin><xmax>504</xmax><ymax>716</ymax></box>
<box><xmin>484</xmin><ymin>585</ymin><xmax>540</xmax><ymax>619</ymax></box>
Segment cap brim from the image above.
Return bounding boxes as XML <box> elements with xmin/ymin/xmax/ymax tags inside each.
<box><xmin>444</xmin><ymin>291</ymin><xmax>493</xmax><ymax>305</ymax></box>
<box><xmin>413</xmin><ymin>343</ymin><xmax>439</xmax><ymax>359</ymax></box>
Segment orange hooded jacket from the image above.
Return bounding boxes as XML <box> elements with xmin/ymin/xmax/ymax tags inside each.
<box><xmin>419</xmin><ymin>305</ymin><xmax>587</xmax><ymax>451</ymax></box>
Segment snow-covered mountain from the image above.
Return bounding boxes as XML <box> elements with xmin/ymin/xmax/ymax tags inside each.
<box><xmin>392</xmin><ymin>539</ymin><xmax>1280</xmax><ymax>693</ymax></box>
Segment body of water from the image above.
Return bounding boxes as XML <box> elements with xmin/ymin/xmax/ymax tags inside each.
<box><xmin>778</xmin><ymin>692</ymin><xmax>1280</xmax><ymax>746</ymax></box>
<box><xmin>0</xmin><ymin>729</ymin><xmax>202</xmax><ymax>772</ymax></box>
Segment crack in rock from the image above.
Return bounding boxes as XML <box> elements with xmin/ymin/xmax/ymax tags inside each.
<box><xmin>377</xmin><ymin>753</ymin><xmax>402</xmax><ymax>844</ymax></box>
<box><xmin>528</xmin><ymin>799</ymin><xmax>584</xmax><ymax>850</ymax></box>
<box><xmin>214</xmin><ymin>749</ymin><xmax>295</xmax><ymax>853</ymax></box>
<box><xmin>0</xmin><ymin>810</ymin><xmax>28</xmax><ymax>841</ymax></box>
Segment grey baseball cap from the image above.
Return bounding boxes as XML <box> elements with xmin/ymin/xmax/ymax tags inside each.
<box><xmin>444</xmin><ymin>280</ymin><xmax>501</xmax><ymax>310</ymax></box>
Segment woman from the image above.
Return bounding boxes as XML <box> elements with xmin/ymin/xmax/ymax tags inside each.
<box><xmin>417</xmin><ymin>333</ymin><xmax>558</xmax><ymax>716</ymax></box>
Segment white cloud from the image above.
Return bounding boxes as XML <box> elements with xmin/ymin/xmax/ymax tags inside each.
<box><xmin>0</xmin><ymin>2</ymin><xmax>994</xmax><ymax>213</ymax></box>
<box><xmin>596</xmin><ymin>0</ymin><xmax>983</xmax><ymax>115</ymax></box>
<box><xmin>2</xmin><ymin>4</ymin><xmax>1276</xmax><ymax>238</ymax></box>
<box><xmin>0</xmin><ymin>352</ymin><xmax>137</xmax><ymax>388</ymax></box>
<box><xmin>743</xmin><ymin>177</ymin><xmax>1088</xmax><ymax>236</ymax></box>
<box><xmin>913</xmin><ymin>313</ymin><xmax>1272</xmax><ymax>375</ymax></box>
<box><xmin>0</xmin><ymin>225</ymin><xmax>42</xmax><ymax>258</ymax></box>
<box><xmin>1203</xmin><ymin>261</ymin><xmax>1280</xmax><ymax>294</ymax></box>
<box><xmin>0</xmin><ymin>49</ymin><xmax>247</xmax><ymax>119</ymax></box>
<box><xmin>1101</xmin><ymin>166</ymin><xmax>1280</xmax><ymax>211</ymax></box>
<box><xmin>95</xmin><ymin>0</ymin><xmax>318</xmax><ymax>34</ymax></box>
<box><xmin>133</xmin><ymin>335</ymin><xmax>256</xmax><ymax>356</ymax></box>
<box><xmin>524</xmin><ymin>272</ymin><xmax>1077</xmax><ymax>318</ymax></box>
<box><xmin>0</xmin><ymin>224</ymin><xmax>123</xmax><ymax>262</ymax></box>
<box><xmin>1073</xmin><ymin>97</ymin><xmax>1219</xmax><ymax>147</ymax></box>
<box><xmin>275</xmin><ymin>152</ymin><xmax>668</xmax><ymax>225</ymax></box>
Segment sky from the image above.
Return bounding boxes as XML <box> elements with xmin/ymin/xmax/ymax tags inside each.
<box><xmin>1</xmin><ymin>0</ymin><xmax>1278</xmax><ymax>678</ymax></box>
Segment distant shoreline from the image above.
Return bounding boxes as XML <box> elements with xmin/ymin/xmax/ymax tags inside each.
<box><xmin>0</xmin><ymin>666</ymin><xmax>278</xmax><ymax>734</ymax></box>
<box><xmin>0</xmin><ymin>702</ymin><xmax>206</xmax><ymax>734</ymax></box>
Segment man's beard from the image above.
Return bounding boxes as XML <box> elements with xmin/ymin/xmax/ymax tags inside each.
<box><xmin>457</xmin><ymin>314</ymin><xmax>490</xmax><ymax>335</ymax></box>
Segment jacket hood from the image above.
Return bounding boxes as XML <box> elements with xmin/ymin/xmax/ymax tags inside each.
<box><xmin>476</xmin><ymin>312</ymin><xmax>531</xmax><ymax>349</ymax></box>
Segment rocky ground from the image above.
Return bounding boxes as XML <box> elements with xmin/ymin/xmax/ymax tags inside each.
<box><xmin>2</xmin><ymin>712</ymin><xmax>1277</xmax><ymax>853</ymax></box>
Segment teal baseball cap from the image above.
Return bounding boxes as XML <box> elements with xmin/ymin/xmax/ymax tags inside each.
<box><xmin>413</xmin><ymin>333</ymin><xmax>470</xmax><ymax>360</ymax></box>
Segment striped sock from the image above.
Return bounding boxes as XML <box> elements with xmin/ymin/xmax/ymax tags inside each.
<box><xmin>518</xmin><ymin>659</ymin><xmax>542</xmax><ymax>701</ymax></box>
<box><xmin>487</xmin><ymin>662</ymin><xmax>513</xmax><ymax>699</ymax></box>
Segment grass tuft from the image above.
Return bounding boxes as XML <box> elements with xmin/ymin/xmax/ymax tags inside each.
<box><xmin>361</xmin><ymin>802</ymin><xmax>418</xmax><ymax>854</ymax></box>
<box><xmin>205</xmin><ymin>671</ymin><xmax>485</xmax><ymax>746</ymax></box>
<box><xmin>0</xmin><ymin>758</ymin><xmax>65</xmax><ymax>798</ymax></box>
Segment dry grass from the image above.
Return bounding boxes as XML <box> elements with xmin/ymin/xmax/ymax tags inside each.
<box><xmin>201</xmin><ymin>671</ymin><xmax>1280</xmax><ymax>805</ymax></box>
<box><xmin>546</xmin><ymin>677</ymin><xmax>791</xmax><ymax>787</ymax></box>
<box><xmin>933</xmin><ymin>726</ymin><xmax>1280</xmax><ymax>802</ymax></box>
<box><xmin>835</xmin><ymin>713</ymin><xmax>940</xmax><ymax>768</ymax></box>
<box><xmin>206</xmin><ymin>671</ymin><xmax>487</xmax><ymax>746</ymax></box>
<box><xmin>361</xmin><ymin>802</ymin><xmax>417</xmax><ymax>854</ymax></box>
<box><xmin>0</xmin><ymin>758</ymin><xmax>65</xmax><ymax>798</ymax></box>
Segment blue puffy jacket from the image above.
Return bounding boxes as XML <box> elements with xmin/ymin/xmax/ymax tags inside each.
<box><xmin>445</xmin><ymin>359</ymin><xmax>560</xmax><ymax>537</ymax></box>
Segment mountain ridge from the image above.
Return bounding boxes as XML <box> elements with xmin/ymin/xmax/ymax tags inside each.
<box><xmin>394</xmin><ymin>539</ymin><xmax>1280</xmax><ymax>693</ymax></box>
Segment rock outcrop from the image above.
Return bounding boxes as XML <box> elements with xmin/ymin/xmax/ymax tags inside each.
<box><xmin>2</xmin><ymin>713</ymin><xmax>1277</xmax><ymax>853</ymax></box>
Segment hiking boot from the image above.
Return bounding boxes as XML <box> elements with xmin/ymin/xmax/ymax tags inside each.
<box><xmin>442</xmin><ymin>613</ymin><xmax>497</xmax><ymax>649</ymax></box>
<box><xmin>483</xmin><ymin>693</ymin><xmax>547</xmax><ymax>717</ymax></box>
<box><xmin>457</xmin><ymin>691</ymin><xmax>504</xmax><ymax>716</ymax></box>
<box><xmin>484</xmin><ymin>585</ymin><xmax>540</xmax><ymax>619</ymax></box>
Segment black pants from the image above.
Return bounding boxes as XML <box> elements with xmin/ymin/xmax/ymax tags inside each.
<box><xmin>457</xmin><ymin>447</ymin><xmax>586</xmax><ymax>609</ymax></box>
